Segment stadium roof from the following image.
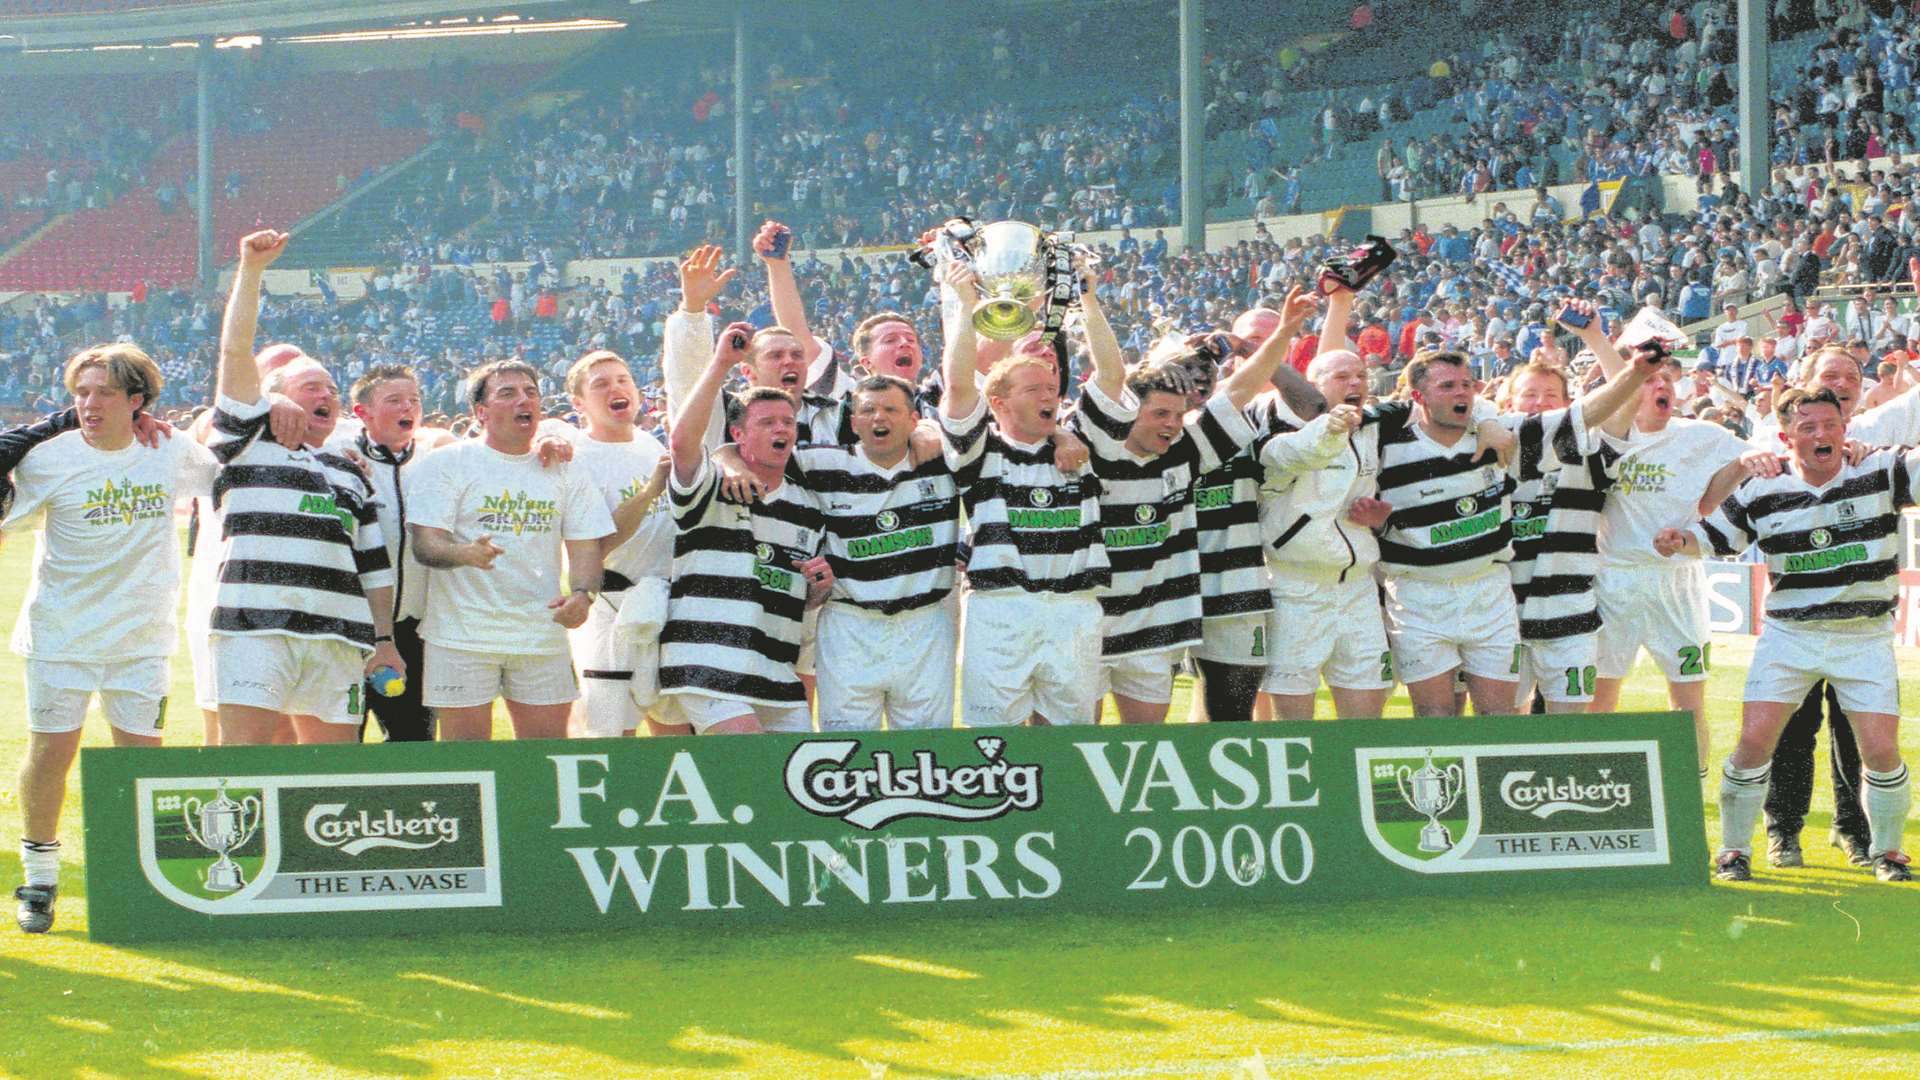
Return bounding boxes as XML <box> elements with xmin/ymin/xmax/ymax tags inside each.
<box><xmin>0</xmin><ymin>0</ymin><xmax>1120</xmax><ymax>51</ymax></box>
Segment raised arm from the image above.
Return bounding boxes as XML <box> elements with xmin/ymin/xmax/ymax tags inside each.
<box><xmin>673</xmin><ymin>321</ymin><xmax>755</xmax><ymax>485</ymax></box>
<box><xmin>665</xmin><ymin>244</ymin><xmax>735</xmax><ymax>437</ymax></box>
<box><xmin>941</xmin><ymin>263</ymin><xmax>983</xmax><ymax>419</ymax></box>
<box><xmin>219</xmin><ymin>230</ymin><xmax>288</xmax><ymax>406</ymax></box>
<box><xmin>1078</xmin><ymin>263</ymin><xmax>1127</xmax><ymax>402</ymax></box>
<box><xmin>755</xmin><ymin>220</ymin><xmax>820</xmax><ymax>364</ymax></box>
<box><xmin>1316</xmin><ymin>285</ymin><xmax>1353</xmax><ymax>356</ymax></box>
<box><xmin>1222</xmin><ymin>286</ymin><xmax>1320</xmax><ymax>409</ymax></box>
<box><xmin>1558</xmin><ymin>300</ymin><xmax>1636</xmax><ymax>437</ymax></box>
<box><xmin>1570</xmin><ymin>340</ymin><xmax>1660</xmax><ymax>429</ymax></box>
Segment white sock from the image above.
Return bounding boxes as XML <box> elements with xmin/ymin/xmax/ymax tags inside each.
<box><xmin>1862</xmin><ymin>763</ymin><xmax>1911</xmax><ymax>859</ymax></box>
<box><xmin>20</xmin><ymin>839</ymin><xmax>59</xmax><ymax>888</ymax></box>
<box><xmin>1718</xmin><ymin>762</ymin><xmax>1771</xmax><ymax>856</ymax></box>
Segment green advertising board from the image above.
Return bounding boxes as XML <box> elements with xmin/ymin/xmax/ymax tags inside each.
<box><xmin>81</xmin><ymin>713</ymin><xmax>1707</xmax><ymax>943</ymax></box>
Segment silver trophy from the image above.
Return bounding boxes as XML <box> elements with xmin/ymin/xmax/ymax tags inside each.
<box><xmin>969</xmin><ymin>221</ymin><xmax>1056</xmax><ymax>340</ymax></box>
<box><xmin>918</xmin><ymin>218</ymin><xmax>1087</xmax><ymax>341</ymax></box>
<box><xmin>1396</xmin><ymin>751</ymin><xmax>1465</xmax><ymax>852</ymax></box>
<box><xmin>182</xmin><ymin>781</ymin><xmax>261</xmax><ymax>892</ymax></box>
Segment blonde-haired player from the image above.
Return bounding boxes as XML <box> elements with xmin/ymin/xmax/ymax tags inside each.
<box><xmin>9</xmin><ymin>343</ymin><xmax>218</xmax><ymax>933</ymax></box>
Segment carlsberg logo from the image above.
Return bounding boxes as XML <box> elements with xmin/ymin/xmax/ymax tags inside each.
<box><xmin>786</xmin><ymin>737</ymin><xmax>1042</xmax><ymax>830</ymax></box>
<box><xmin>1498</xmin><ymin>770</ymin><xmax>1632</xmax><ymax>818</ymax></box>
<box><xmin>304</xmin><ymin>801</ymin><xmax>461</xmax><ymax>855</ymax></box>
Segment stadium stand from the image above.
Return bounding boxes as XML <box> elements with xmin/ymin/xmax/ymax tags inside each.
<box><xmin>0</xmin><ymin>61</ymin><xmax>550</xmax><ymax>291</ymax></box>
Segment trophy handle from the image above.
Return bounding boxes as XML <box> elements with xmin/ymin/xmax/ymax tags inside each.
<box><xmin>234</xmin><ymin>795</ymin><xmax>263</xmax><ymax>851</ymax></box>
<box><xmin>1394</xmin><ymin>765</ymin><xmax>1415</xmax><ymax>808</ymax></box>
<box><xmin>1443</xmin><ymin>763</ymin><xmax>1466</xmax><ymax>810</ymax></box>
<box><xmin>182</xmin><ymin>796</ymin><xmax>206</xmax><ymax>849</ymax></box>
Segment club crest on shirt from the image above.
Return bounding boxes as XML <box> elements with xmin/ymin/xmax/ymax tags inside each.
<box><xmin>1030</xmin><ymin>488</ymin><xmax>1054</xmax><ymax>508</ymax></box>
<box><xmin>875</xmin><ymin>510</ymin><xmax>900</xmax><ymax>532</ymax></box>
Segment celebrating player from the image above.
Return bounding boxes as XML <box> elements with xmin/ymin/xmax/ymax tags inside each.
<box><xmin>550</xmin><ymin>350</ymin><xmax>674</xmax><ymax>738</ymax></box>
<box><xmin>205</xmin><ymin>230</ymin><xmax>404</xmax><ymax>746</ymax></box>
<box><xmin>1589</xmin><ymin>349</ymin><xmax>1752</xmax><ymax>768</ymax></box>
<box><xmin>1655</xmin><ymin>388</ymin><xmax>1914</xmax><ymax>883</ymax></box>
<box><xmin>7</xmin><ymin>345</ymin><xmax>216</xmax><ymax>933</ymax></box>
<box><xmin>407</xmin><ymin>360</ymin><xmax>613</xmax><ymax>740</ymax></box>
<box><xmin>1367</xmin><ymin>343</ymin><xmax>1655</xmax><ymax>717</ymax></box>
<box><xmin>939</xmin><ymin>267</ymin><xmax>1111</xmax><ymax>727</ymax></box>
<box><xmin>659</xmin><ymin>321</ymin><xmax>831</xmax><ymax>734</ymax></box>
<box><xmin>348</xmin><ymin>364</ymin><xmax>455</xmax><ymax>741</ymax></box>
<box><xmin>1074</xmin><ymin>285</ymin><xmax>1317</xmax><ymax>724</ymax></box>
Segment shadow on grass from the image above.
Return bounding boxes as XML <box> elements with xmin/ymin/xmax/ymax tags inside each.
<box><xmin>4</xmin><ymin>833</ymin><xmax>1919</xmax><ymax>1078</ymax></box>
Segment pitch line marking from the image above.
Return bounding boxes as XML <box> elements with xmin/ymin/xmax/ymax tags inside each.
<box><xmin>981</xmin><ymin>1018</ymin><xmax>1920</xmax><ymax>1079</ymax></box>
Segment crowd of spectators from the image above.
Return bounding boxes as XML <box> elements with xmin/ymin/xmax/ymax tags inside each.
<box><xmin>7</xmin><ymin>133</ymin><xmax>1920</xmax><ymax>435</ymax></box>
<box><xmin>8</xmin><ymin>3</ymin><xmax>1920</xmax><ymax>435</ymax></box>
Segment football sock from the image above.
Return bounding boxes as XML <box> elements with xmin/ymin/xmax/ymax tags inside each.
<box><xmin>1718</xmin><ymin>762</ymin><xmax>1771</xmax><ymax>856</ymax></box>
<box><xmin>20</xmin><ymin>839</ymin><xmax>60</xmax><ymax>888</ymax></box>
<box><xmin>1862</xmin><ymin>763</ymin><xmax>1910</xmax><ymax>859</ymax></box>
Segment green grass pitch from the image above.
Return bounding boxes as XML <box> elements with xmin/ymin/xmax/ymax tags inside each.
<box><xmin>0</xmin><ymin>534</ymin><xmax>1916</xmax><ymax>1078</ymax></box>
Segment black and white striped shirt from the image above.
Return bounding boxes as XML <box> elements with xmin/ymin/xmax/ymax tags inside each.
<box><xmin>790</xmin><ymin>442</ymin><xmax>963</xmax><ymax>615</ymax></box>
<box><xmin>941</xmin><ymin>397</ymin><xmax>1108</xmax><ymax>595</ymax></box>
<box><xmin>1369</xmin><ymin>400</ymin><xmax>1587</xmax><ymax>580</ymax></box>
<box><xmin>1508</xmin><ymin>409</ymin><xmax>1621</xmax><ymax>641</ymax></box>
<box><xmin>1076</xmin><ymin>384</ymin><xmax>1256</xmax><ymax>657</ymax></box>
<box><xmin>1190</xmin><ymin>393</ymin><xmax>1294</xmax><ymax>620</ymax></box>
<box><xmin>1693</xmin><ymin>446</ymin><xmax>1920</xmax><ymax>628</ymax></box>
<box><xmin>206</xmin><ymin>394</ymin><xmax>393</xmax><ymax>650</ymax></box>
<box><xmin>658</xmin><ymin>457</ymin><xmax>824</xmax><ymax>705</ymax></box>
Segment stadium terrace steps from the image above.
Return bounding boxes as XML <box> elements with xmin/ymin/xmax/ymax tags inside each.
<box><xmin>0</xmin><ymin>64</ymin><xmax>549</xmax><ymax>292</ymax></box>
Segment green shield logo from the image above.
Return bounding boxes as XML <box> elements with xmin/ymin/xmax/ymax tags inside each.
<box><xmin>1356</xmin><ymin>747</ymin><xmax>1479</xmax><ymax>869</ymax></box>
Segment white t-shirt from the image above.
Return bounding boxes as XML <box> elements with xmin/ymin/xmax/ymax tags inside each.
<box><xmin>1598</xmin><ymin>418</ymin><xmax>1750</xmax><ymax>566</ymax></box>
<box><xmin>407</xmin><ymin>440</ymin><xmax>614</xmax><ymax>655</ymax></box>
<box><xmin>5</xmin><ymin>432</ymin><xmax>218</xmax><ymax>661</ymax></box>
<box><xmin>568</xmin><ymin>431</ymin><xmax>673</xmax><ymax>586</ymax></box>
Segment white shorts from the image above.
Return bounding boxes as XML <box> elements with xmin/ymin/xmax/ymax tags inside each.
<box><xmin>816</xmin><ymin>601</ymin><xmax>956</xmax><ymax>730</ymax></box>
<box><xmin>1190</xmin><ymin>612</ymin><xmax>1270</xmax><ymax>667</ymax></box>
<box><xmin>1099</xmin><ymin>646</ymin><xmax>1182</xmax><ymax>706</ymax></box>
<box><xmin>211</xmin><ymin>633</ymin><xmax>366</xmax><ymax>726</ymax></box>
<box><xmin>1513</xmin><ymin>633</ymin><xmax>1599</xmax><ymax>705</ymax></box>
<box><xmin>570</xmin><ymin>595</ymin><xmax>657</xmax><ymax>737</ymax></box>
<box><xmin>1383</xmin><ymin>568</ymin><xmax>1519</xmax><ymax>685</ymax></box>
<box><xmin>796</xmin><ymin>606</ymin><xmax>819</xmax><ymax>678</ymax></box>
<box><xmin>959</xmin><ymin>590</ymin><xmax>1102</xmax><ymax>727</ymax></box>
<box><xmin>1746</xmin><ymin>620</ymin><xmax>1900</xmax><ymax>716</ymax></box>
<box><xmin>424</xmin><ymin>642</ymin><xmax>578</xmax><ymax>709</ymax></box>
<box><xmin>660</xmin><ymin>691</ymin><xmax>812</xmax><ymax>735</ymax></box>
<box><xmin>187</xmin><ymin>588</ymin><xmax>216</xmax><ymax>713</ymax></box>
<box><xmin>25</xmin><ymin>657</ymin><xmax>170</xmax><ymax>736</ymax></box>
<box><xmin>1262</xmin><ymin>570</ymin><xmax>1393</xmax><ymax>695</ymax></box>
<box><xmin>1594</xmin><ymin>562</ymin><xmax>1712</xmax><ymax>683</ymax></box>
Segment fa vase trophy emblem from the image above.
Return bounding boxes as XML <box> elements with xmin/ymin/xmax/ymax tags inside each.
<box><xmin>1396</xmin><ymin>750</ymin><xmax>1465</xmax><ymax>852</ymax></box>
<box><xmin>182</xmin><ymin>780</ymin><xmax>262</xmax><ymax>892</ymax></box>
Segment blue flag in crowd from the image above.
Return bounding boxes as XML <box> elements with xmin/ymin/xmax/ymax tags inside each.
<box><xmin>1579</xmin><ymin>181</ymin><xmax>1602</xmax><ymax>217</ymax></box>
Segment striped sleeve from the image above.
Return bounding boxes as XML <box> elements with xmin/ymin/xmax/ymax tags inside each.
<box><xmin>939</xmin><ymin>395</ymin><xmax>992</xmax><ymax>474</ymax></box>
<box><xmin>668</xmin><ymin>454</ymin><xmax>722</xmax><ymax>527</ymax></box>
<box><xmin>1509</xmin><ymin>402</ymin><xmax>1586</xmax><ymax>483</ymax></box>
<box><xmin>1188</xmin><ymin>391</ymin><xmax>1257</xmax><ymax>473</ymax></box>
<box><xmin>1695</xmin><ymin>487</ymin><xmax>1755</xmax><ymax>557</ymax></box>
<box><xmin>1073</xmin><ymin>381</ymin><xmax>1139</xmax><ymax>460</ymax></box>
<box><xmin>207</xmin><ymin>394</ymin><xmax>271</xmax><ymax>465</ymax></box>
